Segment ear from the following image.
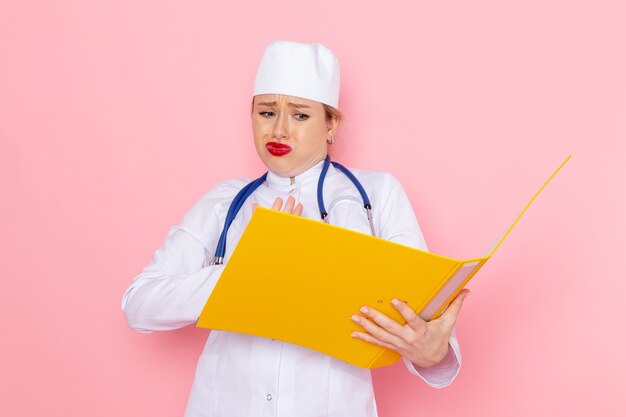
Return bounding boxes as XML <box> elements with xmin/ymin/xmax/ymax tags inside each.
<box><xmin>326</xmin><ymin>117</ymin><xmax>339</xmax><ymax>138</ymax></box>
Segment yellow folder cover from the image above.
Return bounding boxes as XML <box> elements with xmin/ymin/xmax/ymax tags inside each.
<box><xmin>197</xmin><ymin>156</ymin><xmax>571</xmax><ymax>368</ymax></box>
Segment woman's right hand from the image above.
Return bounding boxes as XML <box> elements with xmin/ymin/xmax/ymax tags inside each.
<box><xmin>253</xmin><ymin>196</ymin><xmax>303</xmax><ymax>216</ymax></box>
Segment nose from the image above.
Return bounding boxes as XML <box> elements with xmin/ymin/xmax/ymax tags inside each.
<box><xmin>271</xmin><ymin>112</ymin><xmax>289</xmax><ymax>140</ymax></box>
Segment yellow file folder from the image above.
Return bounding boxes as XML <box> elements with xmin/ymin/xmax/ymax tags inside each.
<box><xmin>197</xmin><ymin>156</ymin><xmax>571</xmax><ymax>368</ymax></box>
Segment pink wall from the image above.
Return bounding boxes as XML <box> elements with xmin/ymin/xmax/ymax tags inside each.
<box><xmin>2</xmin><ymin>1</ymin><xmax>624</xmax><ymax>416</ymax></box>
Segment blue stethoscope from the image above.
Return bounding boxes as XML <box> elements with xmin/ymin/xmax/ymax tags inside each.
<box><xmin>210</xmin><ymin>155</ymin><xmax>375</xmax><ymax>265</ymax></box>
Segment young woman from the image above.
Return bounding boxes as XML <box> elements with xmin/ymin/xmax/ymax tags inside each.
<box><xmin>122</xmin><ymin>40</ymin><xmax>469</xmax><ymax>417</ymax></box>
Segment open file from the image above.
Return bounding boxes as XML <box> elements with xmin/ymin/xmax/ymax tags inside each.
<box><xmin>197</xmin><ymin>155</ymin><xmax>571</xmax><ymax>368</ymax></box>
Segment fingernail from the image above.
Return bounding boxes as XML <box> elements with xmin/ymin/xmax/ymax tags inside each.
<box><xmin>351</xmin><ymin>332</ymin><xmax>358</xmax><ymax>338</ymax></box>
<box><xmin>351</xmin><ymin>314</ymin><xmax>361</xmax><ymax>323</ymax></box>
<box><xmin>391</xmin><ymin>298</ymin><xmax>400</xmax><ymax>306</ymax></box>
<box><xmin>360</xmin><ymin>306</ymin><xmax>369</xmax><ymax>315</ymax></box>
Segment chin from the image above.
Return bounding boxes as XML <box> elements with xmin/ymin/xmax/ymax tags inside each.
<box><xmin>270</xmin><ymin>166</ymin><xmax>299</xmax><ymax>177</ymax></box>
<box><xmin>259</xmin><ymin>156</ymin><xmax>295</xmax><ymax>177</ymax></box>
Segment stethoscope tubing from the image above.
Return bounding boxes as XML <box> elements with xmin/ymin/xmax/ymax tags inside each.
<box><xmin>211</xmin><ymin>156</ymin><xmax>374</xmax><ymax>265</ymax></box>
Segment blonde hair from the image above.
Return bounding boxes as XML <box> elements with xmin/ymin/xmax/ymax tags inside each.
<box><xmin>322</xmin><ymin>103</ymin><xmax>343</xmax><ymax>125</ymax></box>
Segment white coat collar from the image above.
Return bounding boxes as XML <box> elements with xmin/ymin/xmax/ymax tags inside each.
<box><xmin>265</xmin><ymin>158</ymin><xmax>330</xmax><ymax>191</ymax></box>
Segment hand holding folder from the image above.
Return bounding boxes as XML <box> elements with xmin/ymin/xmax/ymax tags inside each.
<box><xmin>197</xmin><ymin>156</ymin><xmax>571</xmax><ymax>368</ymax></box>
<box><xmin>350</xmin><ymin>286</ymin><xmax>470</xmax><ymax>368</ymax></box>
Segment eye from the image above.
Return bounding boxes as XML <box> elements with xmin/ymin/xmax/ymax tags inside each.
<box><xmin>259</xmin><ymin>111</ymin><xmax>275</xmax><ymax>118</ymax></box>
<box><xmin>294</xmin><ymin>113</ymin><xmax>309</xmax><ymax>121</ymax></box>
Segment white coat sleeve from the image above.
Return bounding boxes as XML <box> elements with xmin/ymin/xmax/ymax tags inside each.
<box><xmin>378</xmin><ymin>173</ymin><xmax>462</xmax><ymax>389</ymax></box>
<box><xmin>121</xmin><ymin>180</ymin><xmax>243</xmax><ymax>333</ymax></box>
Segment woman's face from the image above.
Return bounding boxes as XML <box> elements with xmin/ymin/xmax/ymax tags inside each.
<box><xmin>252</xmin><ymin>94</ymin><xmax>337</xmax><ymax>177</ymax></box>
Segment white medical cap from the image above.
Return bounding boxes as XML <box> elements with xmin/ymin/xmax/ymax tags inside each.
<box><xmin>253</xmin><ymin>40</ymin><xmax>340</xmax><ymax>109</ymax></box>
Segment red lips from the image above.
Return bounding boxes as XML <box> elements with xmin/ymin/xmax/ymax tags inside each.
<box><xmin>266</xmin><ymin>142</ymin><xmax>292</xmax><ymax>156</ymax></box>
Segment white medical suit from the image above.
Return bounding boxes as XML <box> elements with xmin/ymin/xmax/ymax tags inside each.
<box><xmin>121</xmin><ymin>160</ymin><xmax>462</xmax><ymax>417</ymax></box>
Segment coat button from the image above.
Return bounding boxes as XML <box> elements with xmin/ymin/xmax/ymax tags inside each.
<box><xmin>266</xmin><ymin>394</ymin><xmax>273</xmax><ymax>401</ymax></box>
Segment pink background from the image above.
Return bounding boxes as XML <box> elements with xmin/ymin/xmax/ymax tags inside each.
<box><xmin>2</xmin><ymin>1</ymin><xmax>625</xmax><ymax>416</ymax></box>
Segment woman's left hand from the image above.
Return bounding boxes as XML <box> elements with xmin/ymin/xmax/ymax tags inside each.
<box><xmin>253</xmin><ymin>196</ymin><xmax>303</xmax><ymax>216</ymax></box>
<box><xmin>350</xmin><ymin>289</ymin><xmax>470</xmax><ymax>368</ymax></box>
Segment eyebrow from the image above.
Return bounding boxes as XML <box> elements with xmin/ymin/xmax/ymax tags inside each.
<box><xmin>256</xmin><ymin>101</ymin><xmax>311</xmax><ymax>109</ymax></box>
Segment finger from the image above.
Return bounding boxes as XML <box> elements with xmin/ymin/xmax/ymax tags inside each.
<box><xmin>353</xmin><ymin>306</ymin><xmax>405</xmax><ymax>344</ymax></box>
<box><xmin>358</xmin><ymin>306</ymin><xmax>406</xmax><ymax>337</ymax></box>
<box><xmin>440</xmin><ymin>289</ymin><xmax>470</xmax><ymax>327</ymax></box>
<box><xmin>352</xmin><ymin>312</ymin><xmax>405</xmax><ymax>347</ymax></box>
<box><xmin>271</xmin><ymin>197</ymin><xmax>283</xmax><ymax>211</ymax></box>
<box><xmin>351</xmin><ymin>331</ymin><xmax>398</xmax><ymax>351</ymax></box>
<box><xmin>293</xmin><ymin>203</ymin><xmax>303</xmax><ymax>216</ymax></box>
<box><xmin>283</xmin><ymin>196</ymin><xmax>296</xmax><ymax>213</ymax></box>
<box><xmin>391</xmin><ymin>298</ymin><xmax>426</xmax><ymax>331</ymax></box>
